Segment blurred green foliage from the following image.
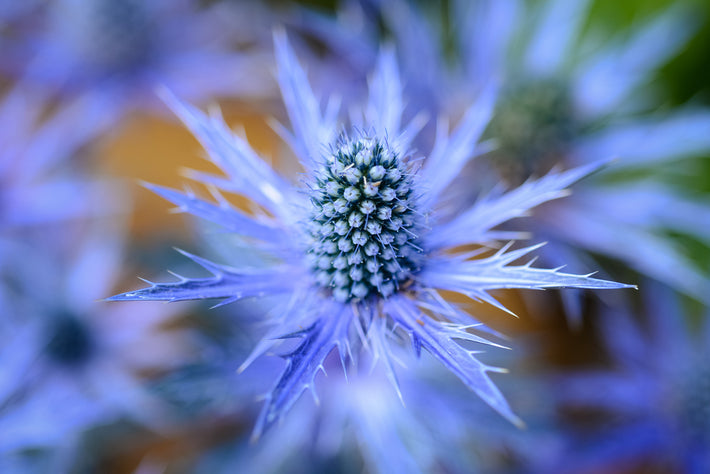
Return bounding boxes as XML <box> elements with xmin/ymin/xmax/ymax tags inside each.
<box><xmin>590</xmin><ymin>0</ymin><xmax>710</xmax><ymax>105</ymax></box>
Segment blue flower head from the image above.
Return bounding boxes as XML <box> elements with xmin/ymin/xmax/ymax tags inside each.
<box><xmin>110</xmin><ymin>32</ymin><xmax>634</xmax><ymax>438</ymax></box>
<box><xmin>0</xmin><ymin>84</ymin><xmax>191</xmax><ymax>468</ymax></box>
<box><xmin>0</xmin><ymin>217</ymin><xmax>191</xmax><ymax>471</ymax></box>
<box><xmin>457</xmin><ymin>0</ymin><xmax>710</xmax><ymax>308</ymax></box>
<box><xmin>554</xmin><ymin>283</ymin><xmax>710</xmax><ymax>472</ymax></box>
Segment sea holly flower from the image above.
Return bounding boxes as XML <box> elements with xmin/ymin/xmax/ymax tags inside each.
<box><xmin>110</xmin><ymin>32</ymin><xmax>633</xmax><ymax>437</ymax></box>
<box><xmin>551</xmin><ymin>283</ymin><xmax>710</xmax><ymax>473</ymax></box>
<box><xmin>0</xmin><ymin>84</ymin><xmax>191</xmax><ymax>468</ymax></box>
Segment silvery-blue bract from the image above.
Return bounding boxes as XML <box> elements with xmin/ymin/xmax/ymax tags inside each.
<box><xmin>110</xmin><ymin>32</ymin><xmax>633</xmax><ymax>438</ymax></box>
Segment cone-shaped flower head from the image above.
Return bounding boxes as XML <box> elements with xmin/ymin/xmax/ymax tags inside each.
<box><xmin>110</xmin><ymin>32</ymin><xmax>634</xmax><ymax>438</ymax></box>
<box><xmin>308</xmin><ymin>136</ymin><xmax>422</xmax><ymax>302</ymax></box>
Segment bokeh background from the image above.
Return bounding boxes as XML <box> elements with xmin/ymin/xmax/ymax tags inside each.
<box><xmin>1</xmin><ymin>0</ymin><xmax>709</xmax><ymax>472</ymax></box>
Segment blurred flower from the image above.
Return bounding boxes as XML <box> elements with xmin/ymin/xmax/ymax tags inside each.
<box><xmin>0</xmin><ymin>0</ymin><xmax>274</xmax><ymax>128</ymax></box>
<box><xmin>193</xmin><ymin>349</ymin><xmax>563</xmax><ymax>474</ymax></box>
<box><xmin>151</xmin><ymin>319</ymin><xmax>563</xmax><ymax>474</ymax></box>
<box><xmin>110</xmin><ymin>32</ymin><xmax>632</xmax><ymax>440</ymax></box>
<box><xmin>553</xmin><ymin>284</ymin><xmax>710</xmax><ymax>473</ymax></box>
<box><xmin>462</xmin><ymin>0</ymin><xmax>710</xmax><ymax>311</ymax></box>
<box><xmin>0</xmin><ymin>84</ymin><xmax>191</xmax><ymax>468</ymax></box>
<box><xmin>0</xmin><ymin>218</ymin><xmax>191</xmax><ymax>471</ymax></box>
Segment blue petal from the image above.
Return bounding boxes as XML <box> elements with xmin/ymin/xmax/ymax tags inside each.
<box><xmin>524</xmin><ymin>0</ymin><xmax>592</xmax><ymax>76</ymax></box>
<box><xmin>455</xmin><ymin>0</ymin><xmax>519</xmax><ymax>89</ymax></box>
<box><xmin>420</xmin><ymin>243</ymin><xmax>634</xmax><ymax>314</ymax></box>
<box><xmin>159</xmin><ymin>89</ymin><xmax>292</xmax><ymax>217</ymax></box>
<box><xmin>541</xmin><ymin>200</ymin><xmax>710</xmax><ymax>304</ymax></box>
<box><xmin>572</xmin><ymin>109</ymin><xmax>710</xmax><ymax>167</ymax></box>
<box><xmin>272</xmin><ymin>30</ymin><xmax>337</xmax><ymax>172</ymax></box>
<box><xmin>573</xmin><ymin>3</ymin><xmax>698</xmax><ymax>118</ymax></box>
<box><xmin>575</xmin><ymin>182</ymin><xmax>710</xmax><ymax>246</ymax></box>
<box><xmin>421</xmin><ymin>85</ymin><xmax>497</xmax><ymax>206</ymax></box>
<box><xmin>365</xmin><ymin>46</ymin><xmax>402</xmax><ymax>139</ymax></box>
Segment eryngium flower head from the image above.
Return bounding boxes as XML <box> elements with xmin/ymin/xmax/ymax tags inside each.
<box><xmin>0</xmin><ymin>219</ymin><xmax>189</xmax><ymax>468</ymax></box>
<box><xmin>110</xmin><ymin>31</ymin><xmax>633</xmax><ymax>438</ymax></box>
<box><xmin>456</xmin><ymin>0</ymin><xmax>710</xmax><ymax>307</ymax></box>
<box><xmin>307</xmin><ymin>135</ymin><xmax>422</xmax><ymax>302</ymax></box>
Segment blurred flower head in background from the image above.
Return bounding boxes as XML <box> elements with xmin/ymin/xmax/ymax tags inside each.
<box><xmin>0</xmin><ymin>87</ymin><xmax>192</xmax><ymax>470</ymax></box>
<box><xmin>0</xmin><ymin>218</ymin><xmax>191</xmax><ymax>471</ymax></box>
<box><xmin>554</xmin><ymin>283</ymin><xmax>710</xmax><ymax>473</ymax></box>
<box><xmin>466</xmin><ymin>0</ymin><xmax>710</xmax><ymax>313</ymax></box>
<box><xmin>190</xmin><ymin>346</ymin><xmax>564</xmax><ymax>474</ymax></box>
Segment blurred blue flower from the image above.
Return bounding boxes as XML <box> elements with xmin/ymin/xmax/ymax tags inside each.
<box><xmin>110</xmin><ymin>32</ymin><xmax>633</xmax><ymax>439</ymax></box>
<box><xmin>552</xmin><ymin>284</ymin><xmax>710</xmax><ymax>473</ymax></box>
<box><xmin>0</xmin><ymin>218</ymin><xmax>191</xmax><ymax>471</ymax></box>
<box><xmin>0</xmin><ymin>83</ymin><xmax>190</xmax><ymax>468</ymax></box>
<box><xmin>1</xmin><ymin>0</ymin><xmax>274</xmax><ymax>127</ymax></box>
<box><xmin>462</xmin><ymin>0</ymin><xmax>710</xmax><ymax>310</ymax></box>
<box><xmin>304</xmin><ymin>0</ymin><xmax>710</xmax><ymax>315</ymax></box>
